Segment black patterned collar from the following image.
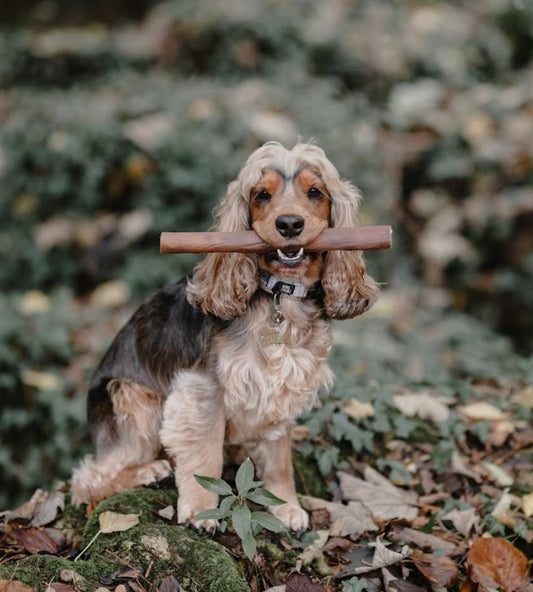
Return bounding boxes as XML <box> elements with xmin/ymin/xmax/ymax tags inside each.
<box><xmin>259</xmin><ymin>271</ymin><xmax>323</xmax><ymax>301</ymax></box>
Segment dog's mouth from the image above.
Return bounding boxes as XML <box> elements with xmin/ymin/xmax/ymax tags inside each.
<box><xmin>276</xmin><ymin>247</ymin><xmax>305</xmax><ymax>266</ymax></box>
<box><xmin>264</xmin><ymin>247</ymin><xmax>308</xmax><ymax>267</ymax></box>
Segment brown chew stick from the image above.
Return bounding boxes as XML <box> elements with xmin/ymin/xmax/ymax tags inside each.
<box><xmin>160</xmin><ymin>225</ymin><xmax>392</xmax><ymax>254</ymax></box>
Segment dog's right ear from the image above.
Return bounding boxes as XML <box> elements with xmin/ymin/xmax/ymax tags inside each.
<box><xmin>186</xmin><ymin>180</ymin><xmax>258</xmax><ymax>320</ymax></box>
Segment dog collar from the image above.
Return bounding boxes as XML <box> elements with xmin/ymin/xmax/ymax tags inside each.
<box><xmin>259</xmin><ymin>271</ymin><xmax>323</xmax><ymax>301</ymax></box>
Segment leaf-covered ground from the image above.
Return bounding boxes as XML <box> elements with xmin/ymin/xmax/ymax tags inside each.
<box><xmin>1</xmin><ymin>288</ymin><xmax>532</xmax><ymax>590</ymax></box>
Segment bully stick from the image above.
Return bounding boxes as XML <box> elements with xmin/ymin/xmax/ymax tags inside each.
<box><xmin>160</xmin><ymin>225</ymin><xmax>392</xmax><ymax>254</ymax></box>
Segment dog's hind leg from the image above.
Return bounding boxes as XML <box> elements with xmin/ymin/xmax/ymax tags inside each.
<box><xmin>71</xmin><ymin>379</ymin><xmax>171</xmax><ymax>505</ymax></box>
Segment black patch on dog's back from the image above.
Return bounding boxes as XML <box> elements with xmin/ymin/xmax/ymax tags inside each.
<box><xmin>87</xmin><ymin>279</ymin><xmax>223</xmax><ymax>437</ymax></box>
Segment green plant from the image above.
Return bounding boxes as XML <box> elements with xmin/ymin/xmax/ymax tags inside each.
<box><xmin>194</xmin><ymin>458</ymin><xmax>289</xmax><ymax>560</ymax></box>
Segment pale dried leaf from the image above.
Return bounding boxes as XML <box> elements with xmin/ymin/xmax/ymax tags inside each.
<box><xmin>347</xmin><ymin>538</ymin><xmax>410</xmax><ymax>575</ymax></box>
<box><xmin>482</xmin><ymin>461</ymin><xmax>513</xmax><ymax>487</ymax></box>
<box><xmin>5</xmin><ymin>489</ymin><xmax>48</xmax><ymax>522</ymax></box>
<box><xmin>390</xmin><ymin>525</ymin><xmax>457</xmax><ymax>555</ymax></box>
<box><xmin>301</xmin><ymin>495</ymin><xmax>378</xmax><ymax>537</ymax></box>
<box><xmin>371</xmin><ymin>537</ymin><xmax>410</xmax><ymax>569</ymax></box>
<box><xmin>117</xmin><ymin>210</ymin><xmax>152</xmax><ymax>243</ymax></box>
<box><xmin>18</xmin><ymin>291</ymin><xmax>51</xmax><ymax>315</ymax></box>
<box><xmin>393</xmin><ymin>391</ymin><xmax>450</xmax><ymax>423</ymax></box>
<box><xmin>440</xmin><ymin>507</ymin><xmax>480</xmax><ymax>537</ymax></box>
<box><xmin>487</xmin><ymin>419</ymin><xmax>515</xmax><ymax>447</ymax></box>
<box><xmin>450</xmin><ymin>450</ymin><xmax>482</xmax><ymax>483</ymax></box>
<box><xmin>459</xmin><ymin>402</ymin><xmax>506</xmax><ymax>422</ymax></box>
<box><xmin>98</xmin><ymin>511</ymin><xmax>140</xmax><ymax>533</ymax></box>
<box><xmin>343</xmin><ymin>398</ymin><xmax>375</xmax><ymax>420</ymax></box>
<box><xmin>248</xmin><ymin>110</ymin><xmax>297</xmax><ymax>143</ymax></box>
<box><xmin>20</xmin><ymin>370</ymin><xmax>61</xmax><ymax>392</ymax></box>
<box><xmin>89</xmin><ymin>280</ymin><xmax>130</xmax><ymax>308</ymax></box>
<box><xmin>522</xmin><ymin>492</ymin><xmax>533</xmax><ymax>517</ymax></box>
<box><xmin>491</xmin><ymin>490</ymin><xmax>519</xmax><ymax>528</ymax></box>
<box><xmin>339</xmin><ymin>468</ymin><xmax>418</xmax><ymax>522</ymax></box>
<box><xmin>514</xmin><ymin>385</ymin><xmax>533</xmax><ymax>408</ymax></box>
<box><xmin>31</xmin><ymin>491</ymin><xmax>65</xmax><ymax>527</ymax></box>
<box><xmin>123</xmin><ymin>113</ymin><xmax>174</xmax><ymax>151</ymax></box>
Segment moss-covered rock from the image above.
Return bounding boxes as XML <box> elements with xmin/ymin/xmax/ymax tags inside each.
<box><xmin>0</xmin><ymin>487</ymin><xmax>249</xmax><ymax>592</ymax></box>
<box><xmin>82</xmin><ymin>487</ymin><xmax>250</xmax><ymax>592</ymax></box>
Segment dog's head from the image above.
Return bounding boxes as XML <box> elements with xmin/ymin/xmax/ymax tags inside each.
<box><xmin>187</xmin><ymin>141</ymin><xmax>379</xmax><ymax>320</ymax></box>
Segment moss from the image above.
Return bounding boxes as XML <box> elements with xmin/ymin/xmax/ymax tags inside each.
<box><xmin>82</xmin><ymin>486</ymin><xmax>177</xmax><ymax>542</ymax></box>
<box><xmin>0</xmin><ymin>555</ymin><xmax>107</xmax><ymax>590</ymax></box>
<box><xmin>79</xmin><ymin>487</ymin><xmax>249</xmax><ymax>592</ymax></box>
<box><xmin>292</xmin><ymin>450</ymin><xmax>328</xmax><ymax>499</ymax></box>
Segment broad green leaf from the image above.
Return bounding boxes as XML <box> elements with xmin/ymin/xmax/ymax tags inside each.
<box><xmin>235</xmin><ymin>457</ymin><xmax>256</xmax><ymax>496</ymax></box>
<box><xmin>232</xmin><ymin>503</ymin><xmax>252</xmax><ymax>540</ymax></box>
<box><xmin>241</xmin><ymin>530</ymin><xmax>257</xmax><ymax>561</ymax></box>
<box><xmin>246</xmin><ymin>487</ymin><xmax>286</xmax><ymax>507</ymax></box>
<box><xmin>194</xmin><ymin>508</ymin><xmax>224</xmax><ymax>521</ymax></box>
<box><xmin>251</xmin><ymin>511</ymin><xmax>287</xmax><ymax>533</ymax></box>
<box><xmin>219</xmin><ymin>494</ymin><xmax>237</xmax><ymax>517</ymax></box>
<box><xmin>194</xmin><ymin>475</ymin><xmax>233</xmax><ymax>496</ymax></box>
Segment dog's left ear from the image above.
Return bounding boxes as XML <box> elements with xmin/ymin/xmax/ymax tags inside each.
<box><xmin>321</xmin><ymin>179</ymin><xmax>379</xmax><ymax>320</ymax></box>
<box><xmin>187</xmin><ymin>180</ymin><xmax>258</xmax><ymax>320</ymax></box>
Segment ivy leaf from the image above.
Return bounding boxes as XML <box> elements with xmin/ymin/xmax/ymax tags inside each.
<box><xmin>232</xmin><ymin>503</ymin><xmax>252</xmax><ymax>540</ymax></box>
<box><xmin>194</xmin><ymin>475</ymin><xmax>234</xmax><ymax>496</ymax></box>
<box><xmin>251</xmin><ymin>511</ymin><xmax>287</xmax><ymax>533</ymax></box>
<box><xmin>246</xmin><ymin>487</ymin><xmax>286</xmax><ymax>507</ymax></box>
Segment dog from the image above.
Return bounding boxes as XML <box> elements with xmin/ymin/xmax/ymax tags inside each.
<box><xmin>71</xmin><ymin>141</ymin><xmax>379</xmax><ymax>531</ymax></box>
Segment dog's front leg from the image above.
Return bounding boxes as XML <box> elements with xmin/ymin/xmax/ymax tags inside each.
<box><xmin>249</xmin><ymin>424</ymin><xmax>309</xmax><ymax>531</ymax></box>
<box><xmin>160</xmin><ymin>370</ymin><xmax>225</xmax><ymax>532</ymax></box>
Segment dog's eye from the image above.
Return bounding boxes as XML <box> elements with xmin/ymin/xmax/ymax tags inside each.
<box><xmin>307</xmin><ymin>187</ymin><xmax>323</xmax><ymax>200</ymax></box>
<box><xmin>254</xmin><ymin>190</ymin><xmax>271</xmax><ymax>203</ymax></box>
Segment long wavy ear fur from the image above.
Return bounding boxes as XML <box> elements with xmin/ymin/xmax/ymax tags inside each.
<box><xmin>187</xmin><ymin>180</ymin><xmax>258</xmax><ymax>320</ymax></box>
<box><xmin>321</xmin><ymin>177</ymin><xmax>379</xmax><ymax>320</ymax></box>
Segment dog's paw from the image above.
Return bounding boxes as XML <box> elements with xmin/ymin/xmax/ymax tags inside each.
<box><xmin>137</xmin><ymin>459</ymin><xmax>172</xmax><ymax>485</ymax></box>
<box><xmin>177</xmin><ymin>502</ymin><xmax>218</xmax><ymax>534</ymax></box>
<box><xmin>270</xmin><ymin>503</ymin><xmax>309</xmax><ymax>531</ymax></box>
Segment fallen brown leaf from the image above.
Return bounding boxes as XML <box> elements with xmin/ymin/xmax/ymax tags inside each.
<box><xmin>8</xmin><ymin>526</ymin><xmax>59</xmax><ymax>555</ymax></box>
<box><xmin>465</xmin><ymin>537</ymin><xmax>529</xmax><ymax>592</ymax></box>
<box><xmin>0</xmin><ymin>581</ymin><xmax>34</xmax><ymax>592</ymax></box>
<box><xmin>412</xmin><ymin>553</ymin><xmax>458</xmax><ymax>588</ymax></box>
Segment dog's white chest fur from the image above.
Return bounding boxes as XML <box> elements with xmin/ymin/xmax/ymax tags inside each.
<box><xmin>214</xmin><ymin>297</ymin><xmax>334</xmax><ymax>436</ymax></box>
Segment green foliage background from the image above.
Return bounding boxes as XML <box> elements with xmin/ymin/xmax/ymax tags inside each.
<box><xmin>1</xmin><ymin>0</ymin><xmax>532</xmax><ymax>509</ymax></box>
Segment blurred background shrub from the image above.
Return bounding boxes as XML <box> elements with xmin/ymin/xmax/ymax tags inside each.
<box><xmin>1</xmin><ymin>0</ymin><xmax>532</xmax><ymax>508</ymax></box>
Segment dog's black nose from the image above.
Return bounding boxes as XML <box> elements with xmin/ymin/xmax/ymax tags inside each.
<box><xmin>275</xmin><ymin>215</ymin><xmax>305</xmax><ymax>238</ymax></box>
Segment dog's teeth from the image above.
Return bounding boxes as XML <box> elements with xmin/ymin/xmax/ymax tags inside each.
<box><xmin>277</xmin><ymin>248</ymin><xmax>304</xmax><ymax>262</ymax></box>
